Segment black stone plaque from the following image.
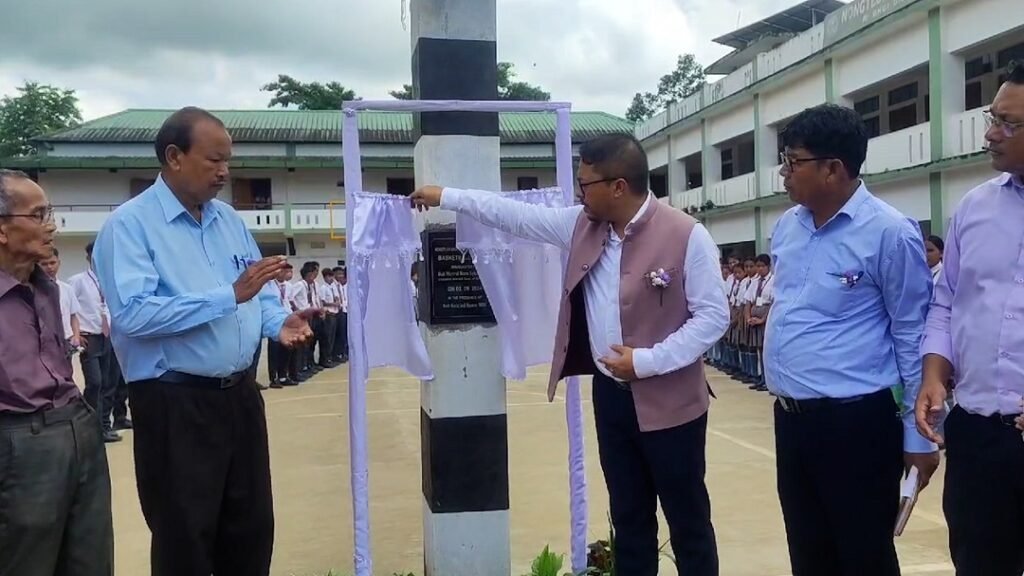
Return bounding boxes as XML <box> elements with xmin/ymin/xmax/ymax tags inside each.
<box><xmin>420</xmin><ymin>228</ymin><xmax>495</xmax><ymax>325</ymax></box>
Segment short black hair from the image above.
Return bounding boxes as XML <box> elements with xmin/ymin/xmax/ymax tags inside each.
<box><xmin>578</xmin><ymin>133</ymin><xmax>649</xmax><ymax>196</ymax></box>
<box><xmin>744</xmin><ymin>256</ymin><xmax>756</xmax><ymax>264</ymax></box>
<box><xmin>322</xmin><ymin>268</ymin><xmax>334</xmax><ymax>278</ymax></box>
<box><xmin>300</xmin><ymin>262</ymin><xmax>317</xmax><ymax>278</ymax></box>
<box><xmin>927</xmin><ymin>235</ymin><xmax>945</xmax><ymax>251</ymax></box>
<box><xmin>333</xmin><ymin>266</ymin><xmax>345</xmax><ymax>274</ymax></box>
<box><xmin>51</xmin><ymin>247</ymin><xmax>60</xmax><ymax>258</ymax></box>
<box><xmin>1007</xmin><ymin>60</ymin><xmax>1024</xmax><ymax>85</ymax></box>
<box><xmin>154</xmin><ymin>107</ymin><xmax>226</xmax><ymax>166</ymax></box>
<box><xmin>756</xmin><ymin>253</ymin><xmax>771</xmax><ymax>266</ymax></box>
<box><xmin>85</xmin><ymin>241</ymin><xmax>94</xmax><ymax>256</ymax></box>
<box><xmin>782</xmin><ymin>103</ymin><xmax>869</xmax><ymax>179</ymax></box>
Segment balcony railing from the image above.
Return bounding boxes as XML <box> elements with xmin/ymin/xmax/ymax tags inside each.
<box><xmin>707</xmin><ymin>173</ymin><xmax>757</xmax><ymax>207</ymax></box>
<box><xmin>51</xmin><ymin>202</ymin><xmax>345</xmax><ymax>235</ymax></box>
<box><xmin>863</xmin><ymin>122</ymin><xmax>931</xmax><ymax>175</ymax></box>
<box><xmin>951</xmin><ymin>107</ymin><xmax>988</xmax><ymax>157</ymax></box>
<box><xmin>673</xmin><ymin>188</ymin><xmax>704</xmax><ymax>211</ymax></box>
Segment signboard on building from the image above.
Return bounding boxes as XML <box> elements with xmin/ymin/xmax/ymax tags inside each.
<box><xmin>823</xmin><ymin>0</ymin><xmax>919</xmax><ymax>47</ymax></box>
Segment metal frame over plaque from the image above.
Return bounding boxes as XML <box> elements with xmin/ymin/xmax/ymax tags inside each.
<box><xmin>419</xmin><ymin>227</ymin><xmax>496</xmax><ymax>325</ymax></box>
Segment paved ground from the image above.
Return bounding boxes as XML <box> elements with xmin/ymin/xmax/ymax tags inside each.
<box><xmin>93</xmin><ymin>361</ymin><xmax>955</xmax><ymax>576</ymax></box>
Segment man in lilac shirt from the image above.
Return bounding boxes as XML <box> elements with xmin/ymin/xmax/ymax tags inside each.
<box><xmin>917</xmin><ymin>61</ymin><xmax>1024</xmax><ymax>576</ymax></box>
<box><xmin>0</xmin><ymin>169</ymin><xmax>113</xmax><ymax>576</ymax></box>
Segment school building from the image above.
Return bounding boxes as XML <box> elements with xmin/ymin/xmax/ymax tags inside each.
<box><xmin>637</xmin><ymin>0</ymin><xmax>1024</xmax><ymax>257</ymax></box>
<box><xmin>5</xmin><ymin>109</ymin><xmax>633</xmax><ymax>277</ymax></box>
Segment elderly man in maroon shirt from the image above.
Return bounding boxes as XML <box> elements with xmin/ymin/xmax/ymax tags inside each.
<box><xmin>0</xmin><ymin>169</ymin><xmax>113</xmax><ymax>576</ymax></box>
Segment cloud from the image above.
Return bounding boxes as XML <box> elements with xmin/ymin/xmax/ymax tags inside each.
<box><xmin>0</xmin><ymin>0</ymin><xmax>829</xmax><ymax>120</ymax></box>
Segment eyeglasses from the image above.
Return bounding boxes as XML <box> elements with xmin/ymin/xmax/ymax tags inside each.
<box><xmin>983</xmin><ymin>110</ymin><xmax>1024</xmax><ymax>139</ymax></box>
<box><xmin>0</xmin><ymin>204</ymin><xmax>54</xmax><ymax>225</ymax></box>
<box><xmin>576</xmin><ymin>177</ymin><xmax>624</xmax><ymax>191</ymax></box>
<box><xmin>779</xmin><ymin>152</ymin><xmax>837</xmax><ymax>170</ymax></box>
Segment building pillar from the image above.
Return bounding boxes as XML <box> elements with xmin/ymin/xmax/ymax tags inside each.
<box><xmin>702</xmin><ymin>119</ymin><xmax>721</xmax><ymax>207</ymax></box>
<box><xmin>411</xmin><ymin>1</ymin><xmax>511</xmax><ymax>575</ymax></box>
<box><xmin>930</xmin><ymin>5</ymin><xmax>961</xmax><ymax>236</ymax></box>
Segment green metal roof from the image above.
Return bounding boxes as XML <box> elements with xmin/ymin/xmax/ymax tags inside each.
<box><xmin>39</xmin><ymin>109</ymin><xmax>633</xmax><ymax>145</ymax></box>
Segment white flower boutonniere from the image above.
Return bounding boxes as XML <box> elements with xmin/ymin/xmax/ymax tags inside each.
<box><xmin>647</xmin><ymin>268</ymin><xmax>672</xmax><ymax>305</ymax></box>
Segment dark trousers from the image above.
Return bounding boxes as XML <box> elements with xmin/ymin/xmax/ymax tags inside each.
<box><xmin>0</xmin><ymin>398</ymin><xmax>113</xmax><ymax>576</ymax></box>
<box><xmin>80</xmin><ymin>334</ymin><xmax>117</xmax><ymax>431</ymax></box>
<box><xmin>775</xmin><ymin>388</ymin><xmax>903</xmax><ymax>576</ymax></box>
<box><xmin>267</xmin><ymin>340</ymin><xmax>291</xmax><ymax>382</ymax></box>
<box><xmin>319</xmin><ymin>314</ymin><xmax>337</xmax><ymax>366</ymax></box>
<box><xmin>128</xmin><ymin>374</ymin><xmax>274</xmax><ymax>576</ymax></box>
<box><xmin>944</xmin><ymin>406</ymin><xmax>1024</xmax><ymax>576</ymax></box>
<box><xmin>592</xmin><ymin>372</ymin><xmax>718</xmax><ymax>576</ymax></box>
<box><xmin>108</xmin><ymin>351</ymin><xmax>129</xmax><ymax>423</ymax></box>
<box><xmin>333</xmin><ymin>311</ymin><xmax>349</xmax><ymax>360</ymax></box>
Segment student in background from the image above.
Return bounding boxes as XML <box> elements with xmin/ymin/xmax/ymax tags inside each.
<box><xmin>744</xmin><ymin>254</ymin><xmax>773</xmax><ymax>392</ymax></box>
<box><xmin>332</xmin><ymin>266</ymin><xmax>349</xmax><ymax>364</ymax></box>
<box><xmin>317</xmin><ymin>267</ymin><xmax>339</xmax><ymax>369</ymax></box>
<box><xmin>724</xmin><ymin>262</ymin><xmax>747</xmax><ymax>376</ymax></box>
<box><xmin>291</xmin><ymin>262</ymin><xmax>323</xmax><ymax>378</ymax></box>
<box><xmin>734</xmin><ymin>257</ymin><xmax>757</xmax><ymax>384</ymax></box>
<box><xmin>269</xmin><ymin>263</ymin><xmax>296</xmax><ymax>388</ymax></box>
<box><xmin>39</xmin><ymin>247</ymin><xmax>84</xmax><ymax>355</ymax></box>
<box><xmin>925</xmin><ymin>235</ymin><xmax>944</xmax><ymax>285</ymax></box>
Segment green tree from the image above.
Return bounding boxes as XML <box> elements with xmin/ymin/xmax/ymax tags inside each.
<box><xmin>389</xmin><ymin>62</ymin><xmax>550</xmax><ymax>101</ymax></box>
<box><xmin>625</xmin><ymin>54</ymin><xmax>705</xmax><ymax>123</ymax></box>
<box><xmin>0</xmin><ymin>82</ymin><xmax>82</xmax><ymax>157</ymax></box>
<box><xmin>262</xmin><ymin>74</ymin><xmax>359</xmax><ymax>110</ymax></box>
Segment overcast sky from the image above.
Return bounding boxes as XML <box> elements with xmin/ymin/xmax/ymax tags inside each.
<box><xmin>0</xmin><ymin>0</ymin><xmax>813</xmax><ymax>122</ymax></box>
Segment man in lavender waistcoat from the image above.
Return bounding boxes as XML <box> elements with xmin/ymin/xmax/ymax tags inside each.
<box><xmin>411</xmin><ymin>134</ymin><xmax>730</xmax><ymax>575</ymax></box>
<box><xmin>917</xmin><ymin>61</ymin><xmax>1024</xmax><ymax>576</ymax></box>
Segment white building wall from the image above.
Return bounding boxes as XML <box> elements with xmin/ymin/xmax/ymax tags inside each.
<box><xmin>761</xmin><ymin>203</ymin><xmax>793</xmax><ymax>243</ymax></box>
<box><xmin>706</xmin><ymin>212</ymin><xmax>756</xmax><ymax>245</ymax></box>
<box><xmin>762</xmin><ymin>71</ymin><xmax>826</xmax><ymax>126</ymax></box>
<box><xmin>707</xmin><ymin>103</ymin><xmax>755</xmax><ymax>145</ymax></box>
<box><xmin>41</xmin><ymin>170</ymin><xmax>147</xmax><ymax>206</ymax></box>
<box><xmin>870</xmin><ymin>177</ymin><xmax>931</xmax><ymax>222</ymax></box>
<box><xmin>945</xmin><ymin>0</ymin><xmax>1024</xmax><ymax>53</ymax></box>
<box><xmin>834</xmin><ymin>16</ymin><xmax>930</xmax><ymax>97</ymax></box>
<box><xmin>943</xmin><ymin>163</ymin><xmax>999</xmax><ymax>218</ymax></box>
<box><xmin>670</xmin><ymin>127</ymin><xmax>702</xmax><ymax>160</ymax></box>
<box><xmin>646</xmin><ymin>139</ymin><xmax>669</xmax><ymax>169</ymax></box>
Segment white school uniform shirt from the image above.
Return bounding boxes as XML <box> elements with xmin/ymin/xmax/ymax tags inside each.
<box><xmin>745</xmin><ymin>273</ymin><xmax>774</xmax><ymax>306</ymax></box>
<box><xmin>338</xmin><ymin>283</ymin><xmax>348</xmax><ymax>313</ymax></box>
<box><xmin>291</xmin><ymin>280</ymin><xmax>321</xmax><ymax>311</ymax></box>
<box><xmin>69</xmin><ymin>269</ymin><xmax>108</xmax><ymax>335</ymax></box>
<box><xmin>930</xmin><ymin>262</ymin><xmax>943</xmax><ymax>285</ymax></box>
<box><xmin>57</xmin><ymin>279</ymin><xmax>82</xmax><ymax>339</ymax></box>
<box><xmin>440</xmin><ymin>188</ymin><xmax>729</xmax><ymax>381</ymax></box>
<box><xmin>318</xmin><ymin>282</ymin><xmax>339</xmax><ymax>313</ymax></box>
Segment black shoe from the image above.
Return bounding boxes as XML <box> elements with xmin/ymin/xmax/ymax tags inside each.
<box><xmin>284</xmin><ymin>378</ymin><xmax>300</xmax><ymax>386</ymax></box>
<box><xmin>113</xmin><ymin>418</ymin><xmax>133</xmax><ymax>431</ymax></box>
<box><xmin>102</xmin><ymin>430</ymin><xmax>123</xmax><ymax>443</ymax></box>
<box><xmin>270</xmin><ymin>380</ymin><xmax>284</xmax><ymax>389</ymax></box>
<box><xmin>754</xmin><ymin>383</ymin><xmax>769</xmax><ymax>392</ymax></box>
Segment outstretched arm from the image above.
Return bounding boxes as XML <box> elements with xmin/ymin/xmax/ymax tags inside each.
<box><xmin>411</xmin><ymin>185</ymin><xmax>580</xmax><ymax>250</ymax></box>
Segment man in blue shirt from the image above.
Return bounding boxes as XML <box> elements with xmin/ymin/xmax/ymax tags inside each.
<box><xmin>765</xmin><ymin>104</ymin><xmax>940</xmax><ymax>576</ymax></box>
<box><xmin>93</xmin><ymin>107</ymin><xmax>315</xmax><ymax>576</ymax></box>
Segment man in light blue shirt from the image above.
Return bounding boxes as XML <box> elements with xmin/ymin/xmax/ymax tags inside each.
<box><xmin>765</xmin><ymin>104</ymin><xmax>939</xmax><ymax>576</ymax></box>
<box><xmin>92</xmin><ymin>107</ymin><xmax>314</xmax><ymax>576</ymax></box>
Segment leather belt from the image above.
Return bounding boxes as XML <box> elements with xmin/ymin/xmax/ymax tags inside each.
<box><xmin>776</xmin><ymin>389</ymin><xmax>886</xmax><ymax>414</ymax></box>
<box><xmin>136</xmin><ymin>368</ymin><xmax>252</xmax><ymax>390</ymax></box>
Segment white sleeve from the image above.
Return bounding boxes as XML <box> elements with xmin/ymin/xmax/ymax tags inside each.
<box><xmin>440</xmin><ymin>188</ymin><xmax>580</xmax><ymax>250</ymax></box>
<box><xmin>632</xmin><ymin>224</ymin><xmax>731</xmax><ymax>379</ymax></box>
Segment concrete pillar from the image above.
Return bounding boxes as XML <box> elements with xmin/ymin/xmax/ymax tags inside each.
<box><xmin>411</xmin><ymin>2</ymin><xmax>511</xmax><ymax>575</ymax></box>
<box><xmin>667</xmin><ymin>136</ymin><xmax>686</xmax><ymax>208</ymax></box>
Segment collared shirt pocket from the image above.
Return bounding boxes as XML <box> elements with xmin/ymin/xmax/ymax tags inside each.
<box><xmin>809</xmin><ymin>269</ymin><xmax>871</xmax><ymax>317</ymax></box>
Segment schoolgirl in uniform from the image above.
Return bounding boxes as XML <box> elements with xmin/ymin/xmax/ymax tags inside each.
<box><xmin>744</xmin><ymin>254</ymin><xmax>773</xmax><ymax>392</ymax></box>
<box><xmin>734</xmin><ymin>257</ymin><xmax>757</xmax><ymax>383</ymax></box>
<box><xmin>724</xmin><ymin>262</ymin><xmax>747</xmax><ymax>376</ymax></box>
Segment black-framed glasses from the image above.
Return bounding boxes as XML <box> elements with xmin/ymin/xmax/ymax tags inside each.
<box><xmin>576</xmin><ymin>177</ymin><xmax>624</xmax><ymax>191</ymax></box>
<box><xmin>983</xmin><ymin>110</ymin><xmax>1024</xmax><ymax>139</ymax></box>
<box><xmin>0</xmin><ymin>204</ymin><xmax>54</xmax><ymax>225</ymax></box>
<box><xmin>779</xmin><ymin>152</ymin><xmax>837</xmax><ymax>170</ymax></box>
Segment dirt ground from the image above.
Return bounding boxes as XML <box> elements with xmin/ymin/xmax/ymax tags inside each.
<box><xmin>91</xmin><ymin>361</ymin><xmax>954</xmax><ymax>576</ymax></box>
